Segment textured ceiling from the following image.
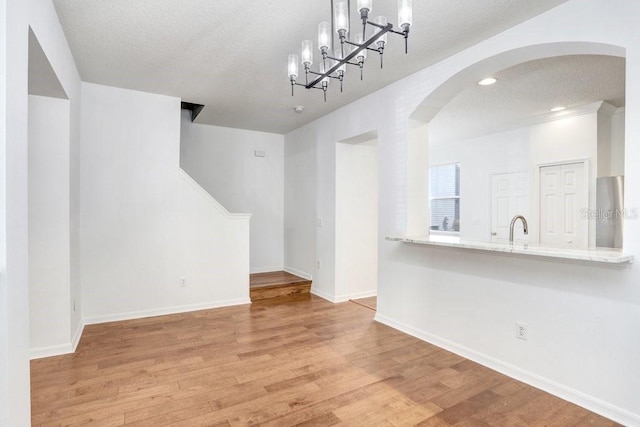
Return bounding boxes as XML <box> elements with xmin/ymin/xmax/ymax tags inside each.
<box><xmin>53</xmin><ymin>0</ymin><xmax>568</xmax><ymax>134</ymax></box>
<box><xmin>429</xmin><ymin>55</ymin><xmax>626</xmax><ymax>145</ymax></box>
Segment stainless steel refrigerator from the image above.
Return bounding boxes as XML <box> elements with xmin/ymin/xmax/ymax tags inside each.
<box><xmin>596</xmin><ymin>176</ymin><xmax>624</xmax><ymax>248</ymax></box>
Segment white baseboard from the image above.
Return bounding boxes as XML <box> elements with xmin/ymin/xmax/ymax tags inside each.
<box><xmin>30</xmin><ymin>343</ymin><xmax>74</xmax><ymax>360</ymax></box>
<box><xmin>30</xmin><ymin>321</ymin><xmax>86</xmax><ymax>360</ymax></box>
<box><xmin>374</xmin><ymin>313</ymin><xmax>640</xmax><ymax>427</ymax></box>
<box><xmin>310</xmin><ymin>287</ymin><xmax>336</xmax><ymax>303</ymax></box>
<box><xmin>31</xmin><ymin>299</ymin><xmax>250</xmax><ymax>358</ymax></box>
<box><xmin>283</xmin><ymin>266</ymin><xmax>313</xmax><ymax>281</ymax></box>
<box><xmin>71</xmin><ymin>321</ymin><xmax>85</xmax><ymax>352</ymax></box>
<box><xmin>250</xmin><ymin>266</ymin><xmax>285</xmax><ymax>274</ymax></box>
<box><xmin>83</xmin><ymin>298</ymin><xmax>251</xmax><ymax>325</ymax></box>
<box><xmin>336</xmin><ymin>290</ymin><xmax>377</xmax><ymax>303</ymax></box>
<box><xmin>311</xmin><ymin>288</ymin><xmax>377</xmax><ymax>304</ymax></box>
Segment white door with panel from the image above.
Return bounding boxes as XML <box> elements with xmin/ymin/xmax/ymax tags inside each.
<box><xmin>491</xmin><ymin>172</ymin><xmax>530</xmax><ymax>242</ymax></box>
<box><xmin>539</xmin><ymin>162</ymin><xmax>588</xmax><ymax>248</ymax></box>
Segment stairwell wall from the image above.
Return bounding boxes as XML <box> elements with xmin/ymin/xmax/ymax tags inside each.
<box><xmin>80</xmin><ymin>83</ymin><xmax>251</xmax><ymax>324</ymax></box>
<box><xmin>180</xmin><ymin>115</ymin><xmax>285</xmax><ymax>274</ymax></box>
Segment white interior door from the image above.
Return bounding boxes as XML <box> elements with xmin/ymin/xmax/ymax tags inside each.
<box><xmin>491</xmin><ymin>172</ymin><xmax>529</xmax><ymax>242</ymax></box>
<box><xmin>539</xmin><ymin>162</ymin><xmax>588</xmax><ymax>248</ymax></box>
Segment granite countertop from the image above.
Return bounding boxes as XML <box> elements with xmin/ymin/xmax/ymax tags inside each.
<box><xmin>386</xmin><ymin>234</ymin><xmax>633</xmax><ymax>264</ymax></box>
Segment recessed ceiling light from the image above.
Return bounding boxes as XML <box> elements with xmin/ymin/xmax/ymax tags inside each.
<box><xmin>478</xmin><ymin>77</ymin><xmax>497</xmax><ymax>86</ymax></box>
<box><xmin>293</xmin><ymin>106</ymin><xmax>304</xmax><ymax>113</ymax></box>
<box><xmin>550</xmin><ymin>106</ymin><xmax>566</xmax><ymax>112</ymax></box>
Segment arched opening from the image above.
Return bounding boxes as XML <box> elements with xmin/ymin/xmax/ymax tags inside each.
<box><xmin>406</xmin><ymin>42</ymin><xmax>626</xmax><ymax>248</ymax></box>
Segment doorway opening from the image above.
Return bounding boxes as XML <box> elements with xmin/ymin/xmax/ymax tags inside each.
<box><xmin>335</xmin><ymin>133</ymin><xmax>378</xmax><ymax>306</ymax></box>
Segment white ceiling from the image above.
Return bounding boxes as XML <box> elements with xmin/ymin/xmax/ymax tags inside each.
<box><xmin>429</xmin><ymin>55</ymin><xmax>626</xmax><ymax>145</ymax></box>
<box><xmin>53</xmin><ymin>0</ymin><xmax>569</xmax><ymax>134</ymax></box>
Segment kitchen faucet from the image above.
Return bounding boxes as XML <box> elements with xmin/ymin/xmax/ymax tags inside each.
<box><xmin>509</xmin><ymin>215</ymin><xmax>529</xmax><ymax>242</ymax></box>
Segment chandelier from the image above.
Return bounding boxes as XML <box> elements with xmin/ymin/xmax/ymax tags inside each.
<box><xmin>288</xmin><ymin>0</ymin><xmax>413</xmax><ymax>101</ymax></box>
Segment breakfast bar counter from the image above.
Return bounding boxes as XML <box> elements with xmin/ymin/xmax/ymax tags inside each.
<box><xmin>386</xmin><ymin>235</ymin><xmax>633</xmax><ymax>264</ymax></box>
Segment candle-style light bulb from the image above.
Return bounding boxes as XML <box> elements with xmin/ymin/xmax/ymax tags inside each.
<box><xmin>319</xmin><ymin>62</ymin><xmax>330</xmax><ymax>86</ymax></box>
<box><xmin>398</xmin><ymin>0</ymin><xmax>412</xmax><ymax>31</ymax></box>
<box><xmin>334</xmin><ymin>49</ymin><xmax>346</xmax><ymax>74</ymax></box>
<box><xmin>319</xmin><ymin>61</ymin><xmax>329</xmax><ymax>102</ymax></box>
<box><xmin>334</xmin><ymin>0</ymin><xmax>349</xmax><ymax>37</ymax></box>
<box><xmin>288</xmin><ymin>54</ymin><xmax>299</xmax><ymax>80</ymax></box>
<box><xmin>355</xmin><ymin>33</ymin><xmax>367</xmax><ymax>61</ymax></box>
<box><xmin>373</xmin><ymin>16</ymin><xmax>387</xmax><ymax>68</ymax></box>
<box><xmin>318</xmin><ymin>22</ymin><xmax>331</xmax><ymax>53</ymax></box>
<box><xmin>374</xmin><ymin>16</ymin><xmax>388</xmax><ymax>46</ymax></box>
<box><xmin>288</xmin><ymin>54</ymin><xmax>299</xmax><ymax>96</ymax></box>
<box><xmin>398</xmin><ymin>0</ymin><xmax>412</xmax><ymax>53</ymax></box>
<box><xmin>355</xmin><ymin>33</ymin><xmax>366</xmax><ymax>80</ymax></box>
<box><xmin>301</xmin><ymin>40</ymin><xmax>313</xmax><ymax>66</ymax></box>
<box><xmin>335</xmin><ymin>49</ymin><xmax>346</xmax><ymax>92</ymax></box>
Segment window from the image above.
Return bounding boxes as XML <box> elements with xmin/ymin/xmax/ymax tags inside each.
<box><xmin>429</xmin><ymin>163</ymin><xmax>460</xmax><ymax>232</ymax></box>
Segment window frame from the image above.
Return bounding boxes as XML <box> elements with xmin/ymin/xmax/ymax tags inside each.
<box><xmin>429</xmin><ymin>162</ymin><xmax>461</xmax><ymax>235</ymax></box>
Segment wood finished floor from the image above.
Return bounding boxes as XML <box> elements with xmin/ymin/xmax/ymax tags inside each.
<box><xmin>350</xmin><ymin>297</ymin><xmax>377</xmax><ymax>311</ymax></box>
<box><xmin>31</xmin><ymin>295</ymin><xmax>617</xmax><ymax>426</ymax></box>
<box><xmin>249</xmin><ymin>271</ymin><xmax>311</xmax><ymax>301</ymax></box>
<box><xmin>249</xmin><ymin>271</ymin><xmax>311</xmax><ymax>290</ymax></box>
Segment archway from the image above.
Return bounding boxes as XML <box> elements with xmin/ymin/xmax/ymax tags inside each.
<box><xmin>405</xmin><ymin>42</ymin><xmax>626</xmax><ymax>239</ymax></box>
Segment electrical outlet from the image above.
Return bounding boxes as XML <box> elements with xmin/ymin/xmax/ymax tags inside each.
<box><xmin>180</xmin><ymin>277</ymin><xmax>187</xmax><ymax>287</ymax></box>
<box><xmin>516</xmin><ymin>322</ymin><xmax>528</xmax><ymax>340</ymax></box>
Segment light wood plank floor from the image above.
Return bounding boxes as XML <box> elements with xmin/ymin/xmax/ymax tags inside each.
<box><xmin>350</xmin><ymin>296</ymin><xmax>377</xmax><ymax>311</ymax></box>
<box><xmin>249</xmin><ymin>271</ymin><xmax>311</xmax><ymax>289</ymax></box>
<box><xmin>31</xmin><ymin>295</ymin><xmax>617</xmax><ymax>426</ymax></box>
<box><xmin>250</xmin><ymin>271</ymin><xmax>311</xmax><ymax>301</ymax></box>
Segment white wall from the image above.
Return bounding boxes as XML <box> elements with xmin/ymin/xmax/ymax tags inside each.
<box><xmin>406</xmin><ymin>122</ymin><xmax>430</xmax><ymax>236</ymax></box>
<box><xmin>283</xmin><ymin>124</ymin><xmax>317</xmax><ymax>280</ymax></box>
<box><xmin>180</xmin><ymin>115</ymin><xmax>284</xmax><ymax>273</ymax></box>
<box><xmin>597</xmin><ymin>110</ymin><xmax>613</xmax><ymax>177</ymax></box>
<box><xmin>29</xmin><ymin>0</ymin><xmax>83</xmax><ymax>348</ymax></box>
<box><xmin>80</xmin><ymin>83</ymin><xmax>251</xmax><ymax>323</ymax></box>
<box><xmin>28</xmin><ymin>95</ymin><xmax>71</xmax><ymax>354</ymax></box>
<box><xmin>335</xmin><ymin>139</ymin><xmax>378</xmax><ymax>301</ymax></box>
<box><xmin>430</xmin><ymin>127</ymin><xmax>529</xmax><ymax>242</ymax></box>
<box><xmin>0</xmin><ymin>0</ymin><xmax>31</xmax><ymax>424</ymax></box>
<box><xmin>611</xmin><ymin>108</ymin><xmax>625</xmax><ymax>176</ymax></box>
<box><xmin>29</xmin><ymin>0</ymin><xmax>84</xmax><ymax>357</ymax></box>
<box><xmin>1</xmin><ymin>0</ymin><xmax>82</xmax><ymax>422</ymax></box>
<box><xmin>284</xmin><ymin>1</ymin><xmax>640</xmax><ymax>423</ymax></box>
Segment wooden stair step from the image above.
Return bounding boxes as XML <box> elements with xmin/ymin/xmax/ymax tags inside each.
<box><xmin>250</xmin><ymin>271</ymin><xmax>312</xmax><ymax>302</ymax></box>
